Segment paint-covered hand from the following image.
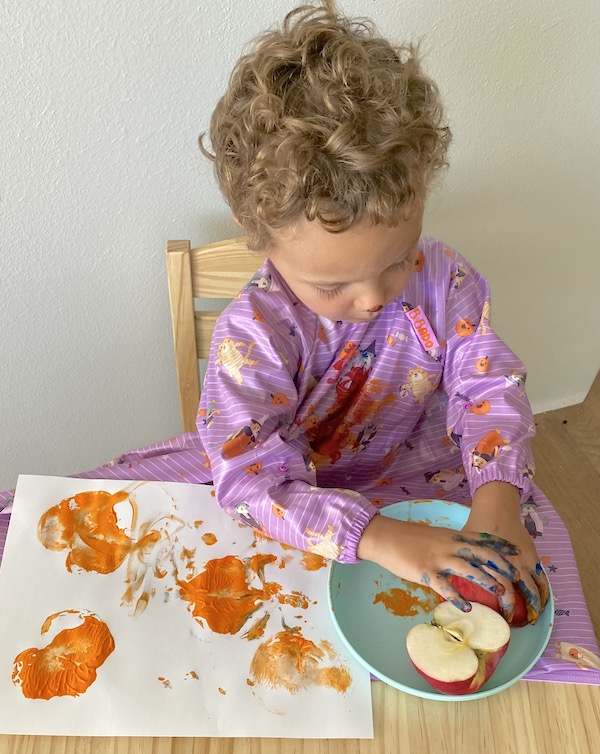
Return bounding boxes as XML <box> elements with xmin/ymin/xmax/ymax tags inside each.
<box><xmin>464</xmin><ymin>484</ymin><xmax>550</xmax><ymax>625</ymax></box>
<box><xmin>357</xmin><ymin>514</ymin><xmax>525</xmax><ymax>613</ymax></box>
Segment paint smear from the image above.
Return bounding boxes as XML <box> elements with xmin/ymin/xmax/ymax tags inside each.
<box><xmin>250</xmin><ymin>625</ymin><xmax>352</xmax><ymax>694</ymax></box>
<box><xmin>37</xmin><ymin>490</ymin><xmax>136</xmax><ymax>574</ymax></box>
<box><xmin>178</xmin><ymin>555</ymin><xmax>310</xmax><ymax>635</ymax></box>
<box><xmin>38</xmin><ymin>489</ymin><xmax>186</xmax><ymax>615</ymax></box>
<box><xmin>373</xmin><ymin>585</ymin><xmax>442</xmax><ymax>617</ymax></box>
<box><xmin>242</xmin><ymin>612</ymin><xmax>271</xmax><ymax>640</ymax></box>
<box><xmin>202</xmin><ymin>533</ymin><xmax>217</xmax><ymax>546</ymax></box>
<box><xmin>12</xmin><ymin>610</ymin><xmax>115</xmax><ymax>700</ymax></box>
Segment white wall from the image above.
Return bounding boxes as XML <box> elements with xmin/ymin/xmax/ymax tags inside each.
<box><xmin>1</xmin><ymin>0</ymin><xmax>599</xmax><ymax>492</ymax></box>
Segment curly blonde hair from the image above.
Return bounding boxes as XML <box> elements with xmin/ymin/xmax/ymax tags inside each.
<box><xmin>201</xmin><ymin>1</ymin><xmax>451</xmax><ymax>250</ymax></box>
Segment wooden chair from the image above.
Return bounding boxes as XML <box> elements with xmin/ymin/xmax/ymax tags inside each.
<box><xmin>165</xmin><ymin>237</ymin><xmax>262</xmax><ymax>432</ymax></box>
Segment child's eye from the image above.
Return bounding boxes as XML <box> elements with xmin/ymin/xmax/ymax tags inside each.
<box><xmin>315</xmin><ymin>286</ymin><xmax>343</xmax><ymax>299</ymax></box>
<box><xmin>387</xmin><ymin>256</ymin><xmax>414</xmax><ymax>272</ymax></box>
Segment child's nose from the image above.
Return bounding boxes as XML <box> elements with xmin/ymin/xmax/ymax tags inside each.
<box><xmin>355</xmin><ymin>283</ymin><xmax>386</xmax><ymax>313</ymax></box>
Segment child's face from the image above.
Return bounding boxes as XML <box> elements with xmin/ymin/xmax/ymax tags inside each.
<box><xmin>268</xmin><ymin>209</ymin><xmax>423</xmax><ymax>323</ymax></box>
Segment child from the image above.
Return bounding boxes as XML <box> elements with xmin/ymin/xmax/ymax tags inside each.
<box><xmin>0</xmin><ymin>1</ymin><xmax>550</xmax><ymax>624</ymax></box>
<box><xmin>193</xmin><ymin>0</ymin><xmax>551</xmax><ymax>624</ymax></box>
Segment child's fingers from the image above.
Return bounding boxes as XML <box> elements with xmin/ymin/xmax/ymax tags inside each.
<box><xmin>438</xmin><ymin>565</ymin><xmax>505</xmax><ymax>597</ymax></box>
<box><xmin>455</xmin><ymin>545</ymin><xmax>520</xmax><ymax>583</ymax></box>
<box><xmin>452</xmin><ymin>532</ymin><xmax>519</xmax><ymax>557</ymax></box>
<box><xmin>533</xmin><ymin>562</ymin><xmax>551</xmax><ymax>611</ymax></box>
<box><xmin>498</xmin><ymin>565</ymin><xmax>549</xmax><ymax>625</ymax></box>
<box><xmin>497</xmin><ymin>590</ymin><xmax>516</xmax><ymax>624</ymax></box>
<box><xmin>516</xmin><ymin>575</ymin><xmax>541</xmax><ymax>624</ymax></box>
<box><xmin>430</xmin><ymin>575</ymin><xmax>472</xmax><ymax>613</ymax></box>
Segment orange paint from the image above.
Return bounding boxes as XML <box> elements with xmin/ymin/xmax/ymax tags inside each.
<box><xmin>301</xmin><ymin>552</ymin><xmax>327</xmax><ymax>571</ymax></box>
<box><xmin>373</xmin><ymin>586</ymin><xmax>442</xmax><ymax>617</ymax></box>
<box><xmin>181</xmin><ymin>546</ymin><xmax>196</xmax><ymax>568</ymax></box>
<box><xmin>178</xmin><ymin>554</ymin><xmax>310</xmax><ymax>635</ymax></box>
<box><xmin>242</xmin><ymin>612</ymin><xmax>270</xmax><ymax>640</ymax></box>
<box><xmin>178</xmin><ymin>555</ymin><xmax>279</xmax><ymax>635</ymax></box>
<box><xmin>39</xmin><ymin>488</ymin><xmax>188</xmax><ymax>615</ymax></box>
<box><xmin>12</xmin><ymin>610</ymin><xmax>115</xmax><ymax>700</ymax></box>
<box><xmin>277</xmin><ymin>591</ymin><xmax>309</xmax><ymax>609</ymax></box>
<box><xmin>218</xmin><ymin>687</ymin><xmax>227</xmax><ymax>695</ymax></box>
<box><xmin>249</xmin><ymin>626</ymin><xmax>351</xmax><ymax>694</ymax></box>
<box><xmin>38</xmin><ymin>490</ymin><xmax>135</xmax><ymax>573</ymax></box>
<box><xmin>201</xmin><ymin>533</ymin><xmax>217</xmax><ymax>546</ymax></box>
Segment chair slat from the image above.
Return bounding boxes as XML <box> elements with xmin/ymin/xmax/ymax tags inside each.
<box><xmin>190</xmin><ymin>239</ymin><xmax>261</xmax><ymax>298</ymax></box>
<box><xmin>166</xmin><ymin>240</ymin><xmax>202</xmax><ymax>433</ymax></box>
<box><xmin>195</xmin><ymin>311</ymin><xmax>222</xmax><ymax>360</ymax></box>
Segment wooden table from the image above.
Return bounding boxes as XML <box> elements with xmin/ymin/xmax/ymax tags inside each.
<box><xmin>2</xmin><ymin>392</ymin><xmax>600</xmax><ymax>754</ymax></box>
<box><xmin>0</xmin><ymin>679</ymin><xmax>599</xmax><ymax>754</ymax></box>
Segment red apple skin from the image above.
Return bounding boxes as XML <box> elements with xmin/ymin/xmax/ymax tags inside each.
<box><xmin>410</xmin><ymin>641</ymin><xmax>509</xmax><ymax>696</ymax></box>
<box><xmin>447</xmin><ymin>575</ymin><xmax>528</xmax><ymax>627</ymax></box>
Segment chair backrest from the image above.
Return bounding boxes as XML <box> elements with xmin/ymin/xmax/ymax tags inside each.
<box><xmin>166</xmin><ymin>237</ymin><xmax>262</xmax><ymax>432</ymax></box>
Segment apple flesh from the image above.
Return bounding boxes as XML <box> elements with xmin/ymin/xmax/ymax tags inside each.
<box><xmin>447</xmin><ymin>575</ymin><xmax>528</xmax><ymax>627</ymax></box>
<box><xmin>406</xmin><ymin>601</ymin><xmax>511</xmax><ymax>695</ymax></box>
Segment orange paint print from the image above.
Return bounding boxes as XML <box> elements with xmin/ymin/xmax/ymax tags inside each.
<box><xmin>12</xmin><ymin>610</ymin><xmax>115</xmax><ymax>700</ymax></box>
<box><xmin>373</xmin><ymin>585</ymin><xmax>442</xmax><ymax>617</ymax></box>
<box><xmin>38</xmin><ymin>488</ymin><xmax>187</xmax><ymax>616</ymax></box>
<box><xmin>202</xmin><ymin>532</ymin><xmax>217</xmax><ymax>545</ymax></box>
<box><xmin>178</xmin><ymin>554</ymin><xmax>311</xmax><ymax>635</ymax></box>
<box><xmin>249</xmin><ymin>625</ymin><xmax>352</xmax><ymax>694</ymax></box>
<box><xmin>38</xmin><ymin>490</ymin><xmax>136</xmax><ymax>574</ymax></box>
<box><xmin>178</xmin><ymin>555</ymin><xmax>277</xmax><ymax>634</ymax></box>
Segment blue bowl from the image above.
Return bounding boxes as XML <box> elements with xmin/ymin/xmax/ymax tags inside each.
<box><xmin>328</xmin><ymin>500</ymin><xmax>554</xmax><ymax>701</ymax></box>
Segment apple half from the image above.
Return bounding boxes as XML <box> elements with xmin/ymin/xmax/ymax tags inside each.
<box><xmin>406</xmin><ymin>601</ymin><xmax>511</xmax><ymax>695</ymax></box>
<box><xmin>447</xmin><ymin>575</ymin><xmax>529</xmax><ymax>627</ymax></box>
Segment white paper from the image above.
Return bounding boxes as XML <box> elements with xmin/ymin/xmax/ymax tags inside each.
<box><xmin>0</xmin><ymin>475</ymin><xmax>372</xmax><ymax>738</ymax></box>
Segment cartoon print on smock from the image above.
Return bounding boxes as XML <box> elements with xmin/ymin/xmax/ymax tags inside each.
<box><xmin>221</xmin><ymin>419</ymin><xmax>264</xmax><ymax>459</ymax></box>
<box><xmin>450</xmin><ymin>263</ymin><xmax>467</xmax><ymax>292</ymax></box>
<box><xmin>198</xmin><ymin>400</ymin><xmax>221</xmax><ymax>428</ymax></box>
<box><xmin>400</xmin><ymin>365</ymin><xmax>436</xmax><ymax>404</ymax></box>
<box><xmin>246</xmin><ymin>270</ymin><xmax>273</xmax><ymax>292</ymax></box>
<box><xmin>479</xmin><ymin>300</ymin><xmax>491</xmax><ymax>335</ymax></box>
<box><xmin>215</xmin><ymin>337</ymin><xmax>259</xmax><ymax>384</ymax></box>
<box><xmin>505</xmin><ymin>370</ymin><xmax>526</xmax><ymax>391</ymax></box>
<box><xmin>469</xmin><ymin>429</ymin><xmax>512</xmax><ymax>471</ymax></box>
<box><xmin>555</xmin><ymin>642</ymin><xmax>600</xmax><ymax>671</ymax></box>
<box><xmin>305</xmin><ymin>342</ymin><xmax>395</xmax><ymax>466</ymax></box>
<box><xmin>520</xmin><ymin>497</ymin><xmax>547</xmax><ymax>538</ymax></box>
<box><xmin>454</xmin><ymin>391</ymin><xmax>491</xmax><ymax>416</ymax></box>
<box><xmin>425</xmin><ymin>467</ymin><xmax>467</xmax><ymax>496</ymax></box>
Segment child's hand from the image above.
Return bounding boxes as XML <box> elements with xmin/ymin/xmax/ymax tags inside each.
<box><xmin>357</xmin><ymin>482</ymin><xmax>550</xmax><ymax>625</ymax></box>
<box><xmin>357</xmin><ymin>514</ymin><xmax>523</xmax><ymax>612</ymax></box>
<box><xmin>464</xmin><ymin>482</ymin><xmax>551</xmax><ymax>625</ymax></box>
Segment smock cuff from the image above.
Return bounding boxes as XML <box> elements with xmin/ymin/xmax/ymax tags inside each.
<box><xmin>469</xmin><ymin>469</ymin><xmax>534</xmax><ymax>503</ymax></box>
<box><xmin>337</xmin><ymin>503</ymin><xmax>380</xmax><ymax>564</ymax></box>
